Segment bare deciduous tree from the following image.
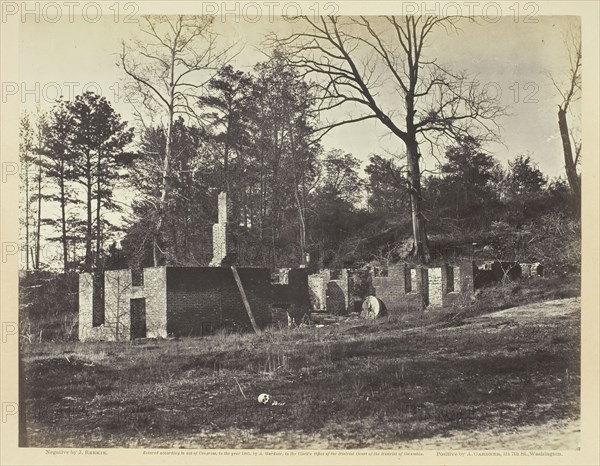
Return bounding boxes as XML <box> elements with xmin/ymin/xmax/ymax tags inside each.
<box><xmin>275</xmin><ymin>16</ymin><xmax>505</xmax><ymax>263</ymax></box>
<box><xmin>549</xmin><ymin>28</ymin><xmax>581</xmax><ymax>202</ymax></box>
<box><xmin>20</xmin><ymin>113</ymin><xmax>34</xmax><ymax>270</ymax></box>
<box><xmin>119</xmin><ymin>15</ymin><xmax>235</xmax><ymax>265</ymax></box>
<box><xmin>19</xmin><ymin>111</ymin><xmax>47</xmax><ymax>270</ymax></box>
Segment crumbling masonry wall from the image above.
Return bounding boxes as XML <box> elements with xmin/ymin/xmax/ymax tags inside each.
<box><xmin>326</xmin><ymin>269</ymin><xmax>349</xmax><ymax>315</ymax></box>
<box><xmin>142</xmin><ymin>267</ymin><xmax>168</xmax><ymax>338</ymax></box>
<box><xmin>308</xmin><ymin>269</ymin><xmax>349</xmax><ymax>314</ymax></box>
<box><xmin>474</xmin><ymin>261</ymin><xmax>521</xmax><ymax>288</ymax></box>
<box><xmin>370</xmin><ymin>261</ymin><xmax>475</xmax><ymax>312</ymax></box>
<box><xmin>371</xmin><ymin>265</ymin><xmax>424</xmax><ymax>312</ymax></box>
<box><xmin>441</xmin><ymin>262</ymin><xmax>475</xmax><ymax>308</ymax></box>
<box><xmin>428</xmin><ymin>267</ymin><xmax>443</xmax><ymax>308</ymax></box>
<box><xmin>308</xmin><ymin>273</ymin><xmax>325</xmax><ymax>311</ymax></box>
<box><xmin>79</xmin><ymin>267</ymin><xmax>167</xmax><ymax>341</ymax></box>
<box><xmin>79</xmin><ymin>272</ymin><xmax>115</xmax><ymax>341</ymax></box>
<box><xmin>209</xmin><ymin>192</ymin><xmax>231</xmax><ymax>266</ymax></box>
<box><xmin>271</xmin><ymin>268</ymin><xmax>310</xmax><ymax>323</ymax></box>
<box><xmin>165</xmin><ymin>267</ymin><xmax>271</xmax><ymax>336</ymax></box>
<box><xmin>78</xmin><ymin>273</ymin><xmax>97</xmax><ymax>340</ymax></box>
<box><xmin>520</xmin><ymin>262</ymin><xmax>544</xmax><ymax>278</ymax></box>
<box><xmin>103</xmin><ymin>268</ymin><xmax>132</xmax><ymax>340</ymax></box>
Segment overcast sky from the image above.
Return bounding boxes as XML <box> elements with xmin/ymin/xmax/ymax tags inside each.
<box><xmin>20</xmin><ymin>14</ymin><xmax>580</xmax><ymax>180</ymax></box>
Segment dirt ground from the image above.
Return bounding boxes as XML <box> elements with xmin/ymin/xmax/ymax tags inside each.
<box><xmin>161</xmin><ymin>417</ymin><xmax>580</xmax><ymax>450</ymax></box>
<box><xmin>162</xmin><ymin>298</ymin><xmax>582</xmax><ymax>450</ymax></box>
<box><xmin>22</xmin><ymin>296</ymin><xmax>581</xmax><ymax>450</ymax></box>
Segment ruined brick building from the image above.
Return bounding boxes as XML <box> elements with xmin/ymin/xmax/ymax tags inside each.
<box><xmin>79</xmin><ymin>192</ymin><xmax>309</xmax><ymax>341</ymax></box>
<box><xmin>79</xmin><ymin>193</ymin><xmax>532</xmax><ymax>341</ymax></box>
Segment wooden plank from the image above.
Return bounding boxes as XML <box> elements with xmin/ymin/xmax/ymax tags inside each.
<box><xmin>231</xmin><ymin>266</ymin><xmax>260</xmax><ymax>334</ymax></box>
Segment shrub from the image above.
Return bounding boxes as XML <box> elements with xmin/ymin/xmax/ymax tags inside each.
<box><xmin>19</xmin><ymin>271</ymin><xmax>79</xmax><ymax>342</ymax></box>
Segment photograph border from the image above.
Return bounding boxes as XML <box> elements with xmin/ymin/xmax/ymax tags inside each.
<box><xmin>1</xmin><ymin>1</ymin><xmax>598</xmax><ymax>464</ymax></box>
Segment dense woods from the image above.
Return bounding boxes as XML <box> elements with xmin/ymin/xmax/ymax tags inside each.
<box><xmin>19</xmin><ymin>16</ymin><xmax>581</xmax><ymax>276</ymax></box>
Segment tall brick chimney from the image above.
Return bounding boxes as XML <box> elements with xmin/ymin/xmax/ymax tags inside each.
<box><xmin>209</xmin><ymin>192</ymin><xmax>229</xmax><ymax>266</ymax></box>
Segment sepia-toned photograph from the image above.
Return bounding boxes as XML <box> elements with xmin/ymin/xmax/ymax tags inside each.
<box><xmin>4</xmin><ymin>1</ymin><xmax>594</xmax><ymax>458</ymax></box>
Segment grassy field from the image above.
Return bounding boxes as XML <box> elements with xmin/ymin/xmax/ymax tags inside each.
<box><xmin>21</xmin><ymin>276</ymin><xmax>581</xmax><ymax>449</ymax></box>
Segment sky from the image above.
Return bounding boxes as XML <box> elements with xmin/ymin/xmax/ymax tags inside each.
<box><xmin>19</xmin><ymin>13</ymin><xmax>581</xmax><ymax>179</ymax></box>
<box><xmin>13</xmin><ymin>10</ymin><xmax>584</xmax><ymax>268</ymax></box>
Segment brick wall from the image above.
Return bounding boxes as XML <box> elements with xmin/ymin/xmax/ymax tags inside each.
<box><xmin>79</xmin><ymin>267</ymin><xmax>168</xmax><ymax>341</ymax></box>
<box><xmin>308</xmin><ymin>273</ymin><xmax>325</xmax><ymax>310</ymax></box>
<box><xmin>520</xmin><ymin>262</ymin><xmax>544</xmax><ymax>278</ymax></box>
<box><xmin>103</xmin><ymin>269</ymin><xmax>132</xmax><ymax>340</ymax></box>
<box><xmin>210</xmin><ymin>223</ymin><xmax>227</xmax><ymax>266</ymax></box>
<box><xmin>78</xmin><ymin>273</ymin><xmax>94</xmax><ymax>341</ymax></box>
<box><xmin>371</xmin><ymin>265</ymin><xmax>424</xmax><ymax>312</ymax></box>
<box><xmin>218</xmin><ymin>191</ymin><xmax>227</xmax><ymax>223</ymax></box>
<box><xmin>442</xmin><ymin>261</ymin><xmax>475</xmax><ymax>307</ymax></box>
<box><xmin>225</xmin><ymin>267</ymin><xmax>271</xmax><ymax>325</ymax></box>
<box><xmin>370</xmin><ymin>263</ymin><xmax>474</xmax><ymax>312</ymax></box>
<box><xmin>307</xmin><ymin>269</ymin><xmax>350</xmax><ymax>314</ymax></box>
<box><xmin>271</xmin><ymin>268</ymin><xmax>310</xmax><ymax>321</ymax></box>
<box><xmin>428</xmin><ymin>267</ymin><xmax>443</xmax><ymax>308</ymax></box>
<box><xmin>81</xmin><ymin>265</ymin><xmax>277</xmax><ymax>340</ymax></box>
<box><xmin>474</xmin><ymin>261</ymin><xmax>521</xmax><ymax>288</ymax></box>
<box><xmin>79</xmin><ymin>271</ymin><xmax>128</xmax><ymax>341</ymax></box>
<box><xmin>348</xmin><ymin>269</ymin><xmax>374</xmax><ymax>314</ymax></box>
<box><xmin>166</xmin><ymin>267</ymin><xmax>271</xmax><ymax>336</ymax></box>
<box><xmin>142</xmin><ymin>267</ymin><xmax>168</xmax><ymax>338</ymax></box>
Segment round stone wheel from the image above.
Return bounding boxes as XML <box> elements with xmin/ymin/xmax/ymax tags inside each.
<box><xmin>361</xmin><ymin>296</ymin><xmax>386</xmax><ymax>319</ymax></box>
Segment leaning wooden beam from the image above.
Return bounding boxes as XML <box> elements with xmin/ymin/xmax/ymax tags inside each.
<box><xmin>231</xmin><ymin>266</ymin><xmax>260</xmax><ymax>334</ymax></box>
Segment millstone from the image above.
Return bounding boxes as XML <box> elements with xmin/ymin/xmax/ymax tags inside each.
<box><xmin>361</xmin><ymin>295</ymin><xmax>386</xmax><ymax>319</ymax></box>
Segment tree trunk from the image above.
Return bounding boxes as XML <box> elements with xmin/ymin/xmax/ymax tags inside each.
<box><xmin>24</xmin><ymin>155</ymin><xmax>30</xmax><ymax>270</ymax></box>
<box><xmin>84</xmin><ymin>150</ymin><xmax>94</xmax><ymax>272</ymax></box>
<box><xmin>85</xmin><ymin>188</ymin><xmax>93</xmax><ymax>270</ymax></box>
<box><xmin>154</xmin><ymin>37</ymin><xmax>176</xmax><ymax>266</ymax></box>
<box><xmin>405</xmin><ymin>68</ymin><xmax>430</xmax><ymax>264</ymax></box>
<box><xmin>154</xmin><ymin>107</ymin><xmax>173</xmax><ymax>267</ymax></box>
<box><xmin>34</xmin><ymin>151</ymin><xmax>42</xmax><ymax>269</ymax></box>
<box><xmin>293</xmin><ymin>174</ymin><xmax>307</xmax><ymax>266</ymax></box>
<box><xmin>153</xmin><ymin>236</ymin><xmax>159</xmax><ymax>267</ymax></box>
<box><xmin>184</xmin><ymin>204</ymin><xmax>190</xmax><ymax>263</ymax></box>
<box><xmin>289</xmin><ymin>125</ymin><xmax>306</xmax><ymax>267</ymax></box>
<box><xmin>558</xmin><ymin>108</ymin><xmax>581</xmax><ymax>204</ymax></box>
<box><xmin>60</xmin><ymin>166</ymin><xmax>68</xmax><ymax>272</ymax></box>
<box><xmin>259</xmin><ymin>149</ymin><xmax>265</xmax><ymax>241</ymax></box>
<box><xmin>405</xmin><ymin>139</ymin><xmax>430</xmax><ymax>263</ymax></box>
<box><xmin>239</xmin><ymin>150</ymin><xmax>247</xmax><ymax>228</ymax></box>
<box><xmin>224</xmin><ymin>109</ymin><xmax>232</xmax><ymax>194</ymax></box>
<box><xmin>95</xmin><ymin>157</ymin><xmax>102</xmax><ymax>270</ymax></box>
